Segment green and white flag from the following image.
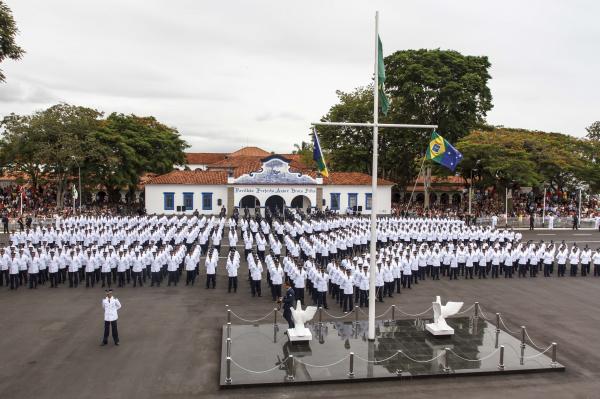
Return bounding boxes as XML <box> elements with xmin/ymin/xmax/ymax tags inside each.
<box><xmin>377</xmin><ymin>35</ymin><xmax>389</xmax><ymax>116</ymax></box>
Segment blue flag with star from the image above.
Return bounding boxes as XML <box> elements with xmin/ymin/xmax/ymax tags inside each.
<box><xmin>425</xmin><ymin>131</ymin><xmax>463</xmax><ymax>171</ymax></box>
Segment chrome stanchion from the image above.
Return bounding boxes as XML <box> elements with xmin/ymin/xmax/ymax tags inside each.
<box><xmin>551</xmin><ymin>342</ymin><xmax>558</xmax><ymax>367</ymax></box>
<box><xmin>495</xmin><ymin>313</ymin><xmax>501</xmax><ymax>333</ymax></box>
<box><xmin>226</xmin><ymin>322</ymin><xmax>231</xmax><ymax>339</ymax></box>
<box><xmin>287</xmin><ymin>355</ymin><xmax>295</xmax><ymax>381</ymax></box>
<box><xmin>226</xmin><ymin>305</ymin><xmax>231</xmax><ymax>324</ymax></box>
<box><xmin>474</xmin><ymin>302</ymin><xmax>479</xmax><ymax>318</ymax></box>
<box><xmin>225</xmin><ymin>356</ymin><xmax>232</xmax><ymax>384</ymax></box>
<box><xmin>348</xmin><ymin>352</ymin><xmax>355</xmax><ymax>378</ymax></box>
<box><xmin>443</xmin><ymin>348</ymin><xmax>450</xmax><ymax>373</ymax></box>
<box><xmin>226</xmin><ymin>337</ymin><xmax>231</xmax><ymax>358</ymax></box>
<box><xmin>274</xmin><ymin>308</ymin><xmax>278</xmax><ymax>327</ymax></box>
<box><xmin>391</xmin><ymin>305</ymin><xmax>396</xmax><ymax>321</ymax></box>
<box><xmin>498</xmin><ymin>345</ymin><xmax>505</xmax><ymax>371</ymax></box>
<box><xmin>354</xmin><ymin>305</ymin><xmax>359</xmax><ymax>324</ymax></box>
<box><xmin>319</xmin><ymin>306</ymin><xmax>323</xmax><ymax>325</ymax></box>
<box><xmin>520</xmin><ymin>326</ymin><xmax>526</xmax><ymax>349</ymax></box>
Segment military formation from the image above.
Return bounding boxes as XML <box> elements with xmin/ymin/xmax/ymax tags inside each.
<box><xmin>2</xmin><ymin>213</ymin><xmax>600</xmax><ymax>315</ymax></box>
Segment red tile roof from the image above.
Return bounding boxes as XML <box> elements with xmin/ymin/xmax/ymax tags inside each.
<box><xmin>228</xmin><ymin>146</ymin><xmax>271</xmax><ymax>157</ymax></box>
<box><xmin>185</xmin><ymin>153</ymin><xmax>227</xmax><ymax>165</ymax></box>
<box><xmin>323</xmin><ymin>172</ymin><xmax>394</xmax><ymax>186</ymax></box>
<box><xmin>146</xmin><ymin>170</ymin><xmax>228</xmax><ymax>185</ymax></box>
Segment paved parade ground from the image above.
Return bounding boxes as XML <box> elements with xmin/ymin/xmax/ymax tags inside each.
<box><xmin>1</xmin><ymin>229</ymin><xmax>599</xmax><ymax>399</ymax></box>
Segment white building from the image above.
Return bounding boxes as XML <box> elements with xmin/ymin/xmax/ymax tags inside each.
<box><xmin>145</xmin><ymin>148</ymin><xmax>393</xmax><ymax>215</ymax></box>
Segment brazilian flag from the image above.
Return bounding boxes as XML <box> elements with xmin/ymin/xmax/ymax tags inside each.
<box><xmin>425</xmin><ymin>131</ymin><xmax>463</xmax><ymax>171</ymax></box>
<box><xmin>312</xmin><ymin>128</ymin><xmax>329</xmax><ymax>177</ymax></box>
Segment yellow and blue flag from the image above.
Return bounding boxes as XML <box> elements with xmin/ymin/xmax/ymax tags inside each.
<box><xmin>312</xmin><ymin>127</ymin><xmax>329</xmax><ymax>177</ymax></box>
<box><xmin>425</xmin><ymin>131</ymin><xmax>463</xmax><ymax>171</ymax></box>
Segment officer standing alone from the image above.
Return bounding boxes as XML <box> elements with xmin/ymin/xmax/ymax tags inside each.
<box><xmin>101</xmin><ymin>289</ymin><xmax>121</xmax><ymax>346</ymax></box>
<box><xmin>280</xmin><ymin>281</ymin><xmax>295</xmax><ymax>329</ymax></box>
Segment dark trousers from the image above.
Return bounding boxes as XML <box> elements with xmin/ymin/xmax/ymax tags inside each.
<box><xmin>402</xmin><ymin>275</ymin><xmax>412</xmax><ymax>288</ymax></box>
<box><xmin>151</xmin><ymin>272</ymin><xmax>161</xmax><ymax>286</ymax></box>
<box><xmin>132</xmin><ymin>271</ymin><xmax>143</xmax><ymax>287</ymax></box>
<box><xmin>9</xmin><ymin>274</ymin><xmax>19</xmax><ymax>289</ymax></box>
<box><xmin>491</xmin><ymin>265</ymin><xmax>499</xmax><ymax>278</ymax></box>
<box><xmin>465</xmin><ymin>267</ymin><xmax>474</xmax><ymax>279</ymax></box>
<box><xmin>449</xmin><ymin>269</ymin><xmax>458</xmax><ymax>280</ymax></box>
<box><xmin>168</xmin><ymin>271</ymin><xmax>178</xmax><ymax>286</ymax></box>
<box><xmin>0</xmin><ymin>270</ymin><xmax>8</xmax><ymax>286</ymax></box>
<box><xmin>570</xmin><ymin>264</ymin><xmax>578</xmax><ymax>276</ymax></box>
<box><xmin>504</xmin><ymin>266</ymin><xmax>513</xmax><ymax>278</ymax></box>
<box><xmin>432</xmin><ymin>267</ymin><xmax>440</xmax><ymax>280</ymax></box>
<box><xmin>86</xmin><ymin>272</ymin><xmax>95</xmax><ymax>287</ymax></box>
<box><xmin>317</xmin><ymin>291</ymin><xmax>328</xmax><ymax>308</ymax></box>
<box><xmin>68</xmin><ymin>271</ymin><xmax>79</xmax><ymax>287</ymax></box>
<box><xmin>283</xmin><ymin>309</ymin><xmax>295</xmax><ymax>328</ymax></box>
<box><xmin>186</xmin><ymin>270</ymin><xmax>196</xmax><ymax>285</ymax></box>
<box><xmin>271</xmin><ymin>284</ymin><xmax>282</xmax><ymax>301</ymax></box>
<box><xmin>228</xmin><ymin>276</ymin><xmax>237</xmax><ymax>292</ymax></box>
<box><xmin>343</xmin><ymin>293</ymin><xmax>353</xmax><ymax>312</ymax></box>
<box><xmin>29</xmin><ymin>273</ymin><xmax>38</xmax><ymax>288</ymax></box>
<box><xmin>359</xmin><ymin>289</ymin><xmax>368</xmax><ymax>306</ymax></box>
<box><xmin>49</xmin><ymin>272</ymin><xmax>58</xmax><ymax>287</ymax></box>
<box><xmin>206</xmin><ymin>273</ymin><xmax>216</xmax><ymax>288</ymax></box>
<box><xmin>295</xmin><ymin>287</ymin><xmax>305</xmax><ymax>304</ymax></box>
<box><xmin>102</xmin><ymin>272</ymin><xmax>112</xmax><ymax>288</ymax></box>
<box><xmin>581</xmin><ymin>263</ymin><xmax>589</xmax><ymax>277</ymax></box>
<box><xmin>103</xmin><ymin>320</ymin><xmax>119</xmax><ymax>344</ymax></box>
<box><xmin>543</xmin><ymin>263</ymin><xmax>552</xmax><ymax>277</ymax></box>
<box><xmin>251</xmin><ymin>280</ymin><xmax>261</xmax><ymax>297</ymax></box>
<box><xmin>118</xmin><ymin>271</ymin><xmax>126</xmax><ymax>287</ymax></box>
<box><xmin>478</xmin><ymin>266</ymin><xmax>486</xmax><ymax>279</ymax></box>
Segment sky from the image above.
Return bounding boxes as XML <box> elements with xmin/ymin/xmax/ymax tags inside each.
<box><xmin>1</xmin><ymin>0</ymin><xmax>599</xmax><ymax>153</ymax></box>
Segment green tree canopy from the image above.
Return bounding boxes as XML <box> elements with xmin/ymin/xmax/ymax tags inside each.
<box><xmin>0</xmin><ymin>103</ymin><xmax>188</xmax><ymax>207</ymax></box>
<box><xmin>0</xmin><ymin>1</ymin><xmax>25</xmax><ymax>82</ymax></box>
<box><xmin>455</xmin><ymin>128</ymin><xmax>600</xmax><ymax>193</ymax></box>
<box><xmin>317</xmin><ymin>49</ymin><xmax>493</xmax><ymax>189</ymax></box>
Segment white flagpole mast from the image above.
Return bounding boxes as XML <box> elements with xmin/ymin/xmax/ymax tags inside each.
<box><xmin>367</xmin><ymin>11</ymin><xmax>380</xmax><ymax>341</ymax></box>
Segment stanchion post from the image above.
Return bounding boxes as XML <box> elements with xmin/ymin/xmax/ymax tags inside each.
<box><xmin>319</xmin><ymin>306</ymin><xmax>323</xmax><ymax>325</ymax></box>
<box><xmin>498</xmin><ymin>345</ymin><xmax>505</xmax><ymax>371</ymax></box>
<box><xmin>520</xmin><ymin>326</ymin><xmax>526</xmax><ymax>349</ymax></box>
<box><xmin>551</xmin><ymin>342</ymin><xmax>558</xmax><ymax>367</ymax></box>
<box><xmin>226</xmin><ymin>356</ymin><xmax>232</xmax><ymax>384</ymax></box>
<box><xmin>287</xmin><ymin>355</ymin><xmax>295</xmax><ymax>381</ymax></box>
<box><xmin>443</xmin><ymin>348</ymin><xmax>450</xmax><ymax>373</ymax></box>
<box><xmin>474</xmin><ymin>302</ymin><xmax>479</xmax><ymax>318</ymax></box>
<box><xmin>495</xmin><ymin>313</ymin><xmax>501</xmax><ymax>333</ymax></box>
<box><xmin>348</xmin><ymin>352</ymin><xmax>355</xmax><ymax>378</ymax></box>
<box><xmin>392</xmin><ymin>305</ymin><xmax>396</xmax><ymax>321</ymax></box>
<box><xmin>226</xmin><ymin>305</ymin><xmax>231</xmax><ymax>324</ymax></box>
<box><xmin>227</xmin><ymin>322</ymin><xmax>231</xmax><ymax>340</ymax></box>
<box><xmin>274</xmin><ymin>308</ymin><xmax>277</xmax><ymax>327</ymax></box>
<box><xmin>226</xmin><ymin>337</ymin><xmax>231</xmax><ymax>358</ymax></box>
<box><xmin>354</xmin><ymin>305</ymin><xmax>359</xmax><ymax>324</ymax></box>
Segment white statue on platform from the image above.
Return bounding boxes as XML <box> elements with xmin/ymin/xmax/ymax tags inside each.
<box><xmin>426</xmin><ymin>296</ymin><xmax>464</xmax><ymax>336</ymax></box>
<box><xmin>288</xmin><ymin>301</ymin><xmax>317</xmax><ymax>342</ymax></box>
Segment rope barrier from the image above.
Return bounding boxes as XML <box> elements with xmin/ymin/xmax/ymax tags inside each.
<box><xmin>398</xmin><ymin>351</ymin><xmax>446</xmax><ymax>364</ymax></box>
<box><xmin>229</xmin><ymin>309</ymin><xmax>275</xmax><ymax>324</ymax></box>
<box><xmin>448</xmin><ymin>348</ymin><xmax>500</xmax><ymax>362</ymax></box>
<box><xmin>354</xmin><ymin>351</ymin><xmax>400</xmax><ymax>364</ymax></box>
<box><xmin>375</xmin><ymin>306</ymin><xmax>393</xmax><ymax>319</ymax></box>
<box><xmin>321</xmin><ymin>309</ymin><xmax>353</xmax><ymax>319</ymax></box>
<box><xmin>498</xmin><ymin>315</ymin><xmax>518</xmax><ymax>334</ymax></box>
<box><xmin>524</xmin><ymin>328</ymin><xmax>546</xmax><ymax>351</ymax></box>
<box><xmin>229</xmin><ymin>357</ymin><xmax>286</xmax><ymax>374</ymax></box>
<box><xmin>295</xmin><ymin>355</ymin><xmax>349</xmax><ymax>368</ymax></box>
<box><xmin>523</xmin><ymin>344</ymin><xmax>554</xmax><ymax>360</ymax></box>
<box><xmin>455</xmin><ymin>304</ymin><xmax>476</xmax><ymax>315</ymax></box>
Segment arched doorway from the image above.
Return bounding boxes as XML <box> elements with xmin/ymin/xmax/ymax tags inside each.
<box><xmin>239</xmin><ymin>195</ymin><xmax>260</xmax><ymax>209</ymax></box>
<box><xmin>440</xmin><ymin>193</ymin><xmax>449</xmax><ymax>205</ymax></box>
<box><xmin>416</xmin><ymin>193</ymin><xmax>425</xmax><ymax>203</ymax></box>
<box><xmin>290</xmin><ymin>195</ymin><xmax>311</xmax><ymax>209</ymax></box>
<box><xmin>452</xmin><ymin>193</ymin><xmax>462</xmax><ymax>204</ymax></box>
<box><xmin>265</xmin><ymin>195</ymin><xmax>285</xmax><ymax>213</ymax></box>
<box><xmin>429</xmin><ymin>193</ymin><xmax>438</xmax><ymax>204</ymax></box>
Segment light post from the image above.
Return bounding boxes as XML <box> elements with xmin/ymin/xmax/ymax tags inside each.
<box><xmin>468</xmin><ymin>162</ymin><xmax>479</xmax><ymax>221</ymax></box>
<box><xmin>578</xmin><ymin>187</ymin><xmax>582</xmax><ymax>228</ymax></box>
<box><xmin>542</xmin><ymin>185</ymin><xmax>547</xmax><ymax>227</ymax></box>
<box><xmin>71</xmin><ymin>156</ymin><xmax>82</xmax><ymax>212</ymax></box>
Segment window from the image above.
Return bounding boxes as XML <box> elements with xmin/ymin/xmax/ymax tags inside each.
<box><xmin>348</xmin><ymin>193</ymin><xmax>358</xmax><ymax>209</ymax></box>
<box><xmin>217</xmin><ymin>198</ymin><xmax>222</xmax><ymax>206</ymax></box>
<box><xmin>202</xmin><ymin>192</ymin><xmax>213</xmax><ymax>210</ymax></box>
<box><xmin>183</xmin><ymin>192</ymin><xmax>193</xmax><ymax>210</ymax></box>
<box><xmin>163</xmin><ymin>192</ymin><xmax>175</xmax><ymax>211</ymax></box>
<box><xmin>365</xmin><ymin>193</ymin><xmax>372</xmax><ymax>210</ymax></box>
<box><xmin>330</xmin><ymin>193</ymin><xmax>340</xmax><ymax>210</ymax></box>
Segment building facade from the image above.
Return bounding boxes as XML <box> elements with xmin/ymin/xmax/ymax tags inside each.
<box><xmin>145</xmin><ymin>150</ymin><xmax>393</xmax><ymax>215</ymax></box>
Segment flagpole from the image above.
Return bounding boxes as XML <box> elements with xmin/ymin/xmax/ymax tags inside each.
<box><xmin>368</xmin><ymin>10</ymin><xmax>379</xmax><ymax>341</ymax></box>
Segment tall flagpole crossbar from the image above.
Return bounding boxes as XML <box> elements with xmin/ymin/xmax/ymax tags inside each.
<box><xmin>309</xmin><ymin>11</ymin><xmax>437</xmax><ymax>341</ymax></box>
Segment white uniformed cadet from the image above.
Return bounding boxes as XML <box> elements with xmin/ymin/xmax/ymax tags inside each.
<box><xmin>101</xmin><ymin>289</ymin><xmax>121</xmax><ymax>346</ymax></box>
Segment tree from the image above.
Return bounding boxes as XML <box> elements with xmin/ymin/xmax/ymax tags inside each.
<box><xmin>0</xmin><ymin>1</ymin><xmax>25</xmax><ymax>82</ymax></box>
<box><xmin>586</xmin><ymin>121</ymin><xmax>600</xmax><ymax>141</ymax></box>
<box><xmin>317</xmin><ymin>49</ymin><xmax>493</xmax><ymax>189</ymax></box>
<box><xmin>0</xmin><ymin>104</ymin><xmax>189</xmax><ymax>208</ymax></box>
<box><xmin>455</xmin><ymin>128</ymin><xmax>600</xmax><ymax>195</ymax></box>
<box><xmin>291</xmin><ymin>139</ymin><xmax>313</xmax><ymax>167</ymax></box>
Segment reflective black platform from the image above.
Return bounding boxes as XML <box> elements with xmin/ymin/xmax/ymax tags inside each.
<box><xmin>220</xmin><ymin>317</ymin><xmax>564</xmax><ymax>387</ymax></box>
